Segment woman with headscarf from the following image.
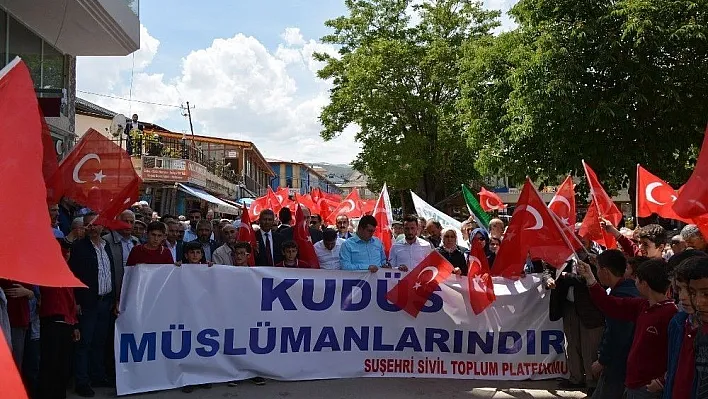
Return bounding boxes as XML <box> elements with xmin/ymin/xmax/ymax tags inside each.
<box><xmin>436</xmin><ymin>228</ymin><xmax>469</xmax><ymax>275</ymax></box>
<box><xmin>469</xmin><ymin>227</ymin><xmax>496</xmax><ymax>269</ymax></box>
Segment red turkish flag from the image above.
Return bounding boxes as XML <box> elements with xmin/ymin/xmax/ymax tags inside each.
<box><xmin>674</xmin><ymin>127</ymin><xmax>708</xmax><ymax>221</ymax></box>
<box><xmin>637</xmin><ymin>165</ymin><xmax>691</xmax><ymax>223</ymax></box>
<box><xmin>479</xmin><ymin>187</ymin><xmax>507</xmax><ymax>211</ymax></box>
<box><xmin>467</xmin><ymin>237</ymin><xmax>496</xmax><ymax>315</ymax></box>
<box><xmin>317</xmin><ymin>198</ymin><xmax>338</xmax><ymax>224</ymax></box>
<box><xmin>95</xmin><ymin>177</ymin><xmax>141</xmax><ymax>230</ymax></box>
<box><xmin>386</xmin><ymin>251</ymin><xmax>454</xmax><ymax>318</ymax></box>
<box><xmin>0</xmin><ymin>58</ymin><xmax>84</xmax><ymax>286</ymax></box>
<box><xmin>323</xmin><ymin>192</ymin><xmax>342</xmax><ymax>203</ymax></box>
<box><xmin>310</xmin><ymin>187</ymin><xmax>323</xmax><ymax>203</ymax></box>
<box><xmin>294</xmin><ymin>203</ymin><xmax>320</xmax><ymax>268</ymax></box>
<box><xmin>249</xmin><ymin>188</ymin><xmax>282</xmax><ymax>220</ymax></box>
<box><xmin>579</xmin><ymin>200</ymin><xmax>617</xmax><ymax>249</ymax></box>
<box><xmin>361</xmin><ymin>200</ymin><xmax>375</xmax><ymax>215</ymax></box>
<box><xmin>48</xmin><ymin>129</ymin><xmax>139</xmax><ymax>215</ymax></box>
<box><xmin>326</xmin><ymin>189</ymin><xmax>364</xmax><ymax>224</ymax></box>
<box><xmin>582</xmin><ymin>160</ymin><xmax>622</xmax><ymax>226</ymax></box>
<box><xmin>275</xmin><ymin>187</ymin><xmax>290</xmax><ymax>204</ymax></box>
<box><xmin>238</xmin><ymin>208</ymin><xmax>257</xmax><ymax>266</ymax></box>
<box><xmin>295</xmin><ymin>193</ymin><xmax>319</xmax><ymax>215</ymax></box>
<box><xmin>493</xmin><ymin>178</ymin><xmax>575</xmax><ymax>277</ymax></box>
<box><xmin>373</xmin><ymin>184</ymin><xmax>393</xmax><ymax>258</ymax></box>
<box><xmin>548</xmin><ymin>176</ymin><xmax>577</xmax><ymax>226</ymax></box>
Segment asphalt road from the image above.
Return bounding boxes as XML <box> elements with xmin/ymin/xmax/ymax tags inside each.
<box><xmin>70</xmin><ymin>379</ymin><xmax>589</xmax><ymax>399</ymax></box>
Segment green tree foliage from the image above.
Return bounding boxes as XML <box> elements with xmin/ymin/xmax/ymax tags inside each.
<box><xmin>316</xmin><ymin>0</ymin><xmax>499</xmax><ymax>204</ymax></box>
<box><xmin>459</xmin><ymin>0</ymin><xmax>708</xmax><ymax>193</ymax></box>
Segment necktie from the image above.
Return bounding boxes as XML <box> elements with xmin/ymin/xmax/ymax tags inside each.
<box><xmin>265</xmin><ymin>233</ymin><xmax>273</xmax><ymax>266</ymax></box>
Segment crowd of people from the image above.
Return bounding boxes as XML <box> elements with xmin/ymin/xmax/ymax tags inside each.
<box><xmin>1</xmin><ymin>196</ymin><xmax>706</xmax><ymax>399</ymax></box>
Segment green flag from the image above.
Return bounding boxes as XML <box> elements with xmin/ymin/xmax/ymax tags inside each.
<box><xmin>461</xmin><ymin>184</ymin><xmax>490</xmax><ymax>230</ymax></box>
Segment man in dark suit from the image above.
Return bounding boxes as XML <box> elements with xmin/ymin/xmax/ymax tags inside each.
<box><xmin>164</xmin><ymin>220</ymin><xmax>184</xmax><ymax>263</ymax></box>
<box><xmin>194</xmin><ymin>220</ymin><xmax>219</xmax><ymax>262</ymax></box>
<box><xmin>542</xmin><ymin>249</ymin><xmax>604</xmax><ymax>395</ymax></box>
<box><xmin>276</xmin><ymin>207</ymin><xmax>292</xmax><ymax>234</ymax></box>
<box><xmin>335</xmin><ymin>215</ymin><xmax>353</xmax><ymax>239</ymax></box>
<box><xmin>255</xmin><ymin>209</ymin><xmax>284</xmax><ymax>266</ymax></box>
<box><xmin>68</xmin><ymin>213</ymin><xmax>117</xmax><ymax>398</ymax></box>
<box><xmin>279</xmin><ymin>206</ymin><xmax>323</xmax><ymax>244</ymax></box>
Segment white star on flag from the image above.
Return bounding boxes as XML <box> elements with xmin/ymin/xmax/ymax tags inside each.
<box><xmin>560</xmin><ymin>217</ymin><xmax>569</xmax><ymax>225</ymax></box>
<box><xmin>413</xmin><ymin>281</ymin><xmax>421</xmax><ymax>290</ymax></box>
<box><xmin>93</xmin><ymin>170</ymin><xmax>106</xmax><ymax>183</ymax></box>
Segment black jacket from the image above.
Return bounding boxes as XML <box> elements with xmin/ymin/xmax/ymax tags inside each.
<box><xmin>597</xmin><ymin>278</ymin><xmax>639</xmax><ymax>381</ymax></box>
<box><xmin>164</xmin><ymin>240</ymin><xmax>184</xmax><ymax>263</ymax></box>
<box><xmin>436</xmin><ymin>246</ymin><xmax>469</xmax><ymax>275</ymax></box>
<box><xmin>69</xmin><ymin>237</ymin><xmax>117</xmax><ymax>309</ymax></box>
<box><xmin>279</xmin><ymin>226</ymin><xmax>323</xmax><ymax>244</ymax></box>
<box><xmin>255</xmin><ymin>230</ymin><xmax>284</xmax><ymax>266</ymax></box>
<box><xmin>542</xmin><ymin>262</ymin><xmax>605</xmax><ymax>329</ymax></box>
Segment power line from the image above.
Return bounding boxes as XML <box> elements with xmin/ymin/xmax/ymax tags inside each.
<box><xmin>76</xmin><ymin>89</ymin><xmax>182</xmax><ymax>108</ymax></box>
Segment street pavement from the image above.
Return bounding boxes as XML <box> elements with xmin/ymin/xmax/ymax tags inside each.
<box><xmin>71</xmin><ymin>379</ymin><xmax>589</xmax><ymax>399</ymax></box>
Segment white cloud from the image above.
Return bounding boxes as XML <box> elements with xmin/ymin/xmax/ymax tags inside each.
<box><xmin>77</xmin><ymin>25</ymin><xmax>360</xmax><ymax>164</ymax></box>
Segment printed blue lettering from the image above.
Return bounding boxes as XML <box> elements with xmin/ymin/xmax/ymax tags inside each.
<box><xmin>467</xmin><ymin>331</ymin><xmax>493</xmax><ymax>354</ymax></box>
<box><xmin>119</xmin><ymin>332</ymin><xmax>156</xmax><ymax>363</ymax></box>
<box><xmin>541</xmin><ymin>330</ymin><xmax>564</xmax><ymax>354</ymax></box>
<box><xmin>498</xmin><ymin>331</ymin><xmax>522</xmax><ymax>354</ymax></box>
<box><xmin>420</xmin><ymin>288</ymin><xmax>443</xmax><ymax>313</ymax></box>
<box><xmin>395</xmin><ymin>327</ymin><xmax>422</xmax><ymax>352</ymax></box>
<box><xmin>223</xmin><ymin>328</ymin><xmax>247</xmax><ymax>355</ymax></box>
<box><xmin>453</xmin><ymin>329</ymin><xmax>463</xmax><ymax>353</ymax></box>
<box><xmin>376</xmin><ymin>279</ymin><xmax>401</xmax><ymax>311</ymax></box>
<box><xmin>313</xmin><ymin>326</ymin><xmax>340</xmax><ymax>351</ymax></box>
<box><xmin>261</xmin><ymin>278</ymin><xmax>298</xmax><ymax>311</ymax></box>
<box><xmin>341</xmin><ymin>279</ymin><xmax>371</xmax><ymax>311</ymax></box>
<box><xmin>280</xmin><ymin>327</ymin><xmax>311</xmax><ymax>353</ymax></box>
<box><xmin>249</xmin><ymin>325</ymin><xmax>277</xmax><ymax>354</ymax></box>
<box><xmin>526</xmin><ymin>330</ymin><xmax>536</xmax><ymax>355</ymax></box>
<box><xmin>343</xmin><ymin>326</ymin><xmax>369</xmax><ymax>351</ymax></box>
<box><xmin>373</xmin><ymin>326</ymin><xmax>394</xmax><ymax>351</ymax></box>
<box><xmin>161</xmin><ymin>325</ymin><xmax>191</xmax><ymax>360</ymax></box>
<box><xmin>195</xmin><ymin>329</ymin><xmax>220</xmax><ymax>357</ymax></box>
<box><xmin>425</xmin><ymin>328</ymin><xmax>450</xmax><ymax>352</ymax></box>
<box><xmin>302</xmin><ymin>279</ymin><xmax>335</xmax><ymax>311</ymax></box>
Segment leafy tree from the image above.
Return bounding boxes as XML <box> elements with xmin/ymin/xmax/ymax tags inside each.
<box><xmin>316</xmin><ymin>0</ymin><xmax>499</xmax><ymax>205</ymax></box>
<box><xmin>459</xmin><ymin>0</ymin><xmax>708</xmax><ymax>195</ymax></box>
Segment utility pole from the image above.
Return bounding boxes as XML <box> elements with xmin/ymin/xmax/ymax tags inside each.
<box><xmin>181</xmin><ymin>101</ymin><xmax>197</xmax><ymax>159</ymax></box>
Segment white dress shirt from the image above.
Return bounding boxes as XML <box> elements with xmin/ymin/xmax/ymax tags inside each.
<box><xmin>314</xmin><ymin>238</ymin><xmax>345</xmax><ymax>270</ymax></box>
<box><xmin>389</xmin><ymin>237</ymin><xmax>433</xmax><ymax>268</ymax></box>
<box><xmin>120</xmin><ymin>236</ymin><xmax>135</xmax><ymax>267</ymax></box>
<box><xmin>93</xmin><ymin>239</ymin><xmax>112</xmax><ymax>296</ymax></box>
<box><xmin>165</xmin><ymin>240</ymin><xmax>178</xmax><ymax>262</ymax></box>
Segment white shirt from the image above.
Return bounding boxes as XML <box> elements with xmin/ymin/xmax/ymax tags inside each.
<box><xmin>93</xmin><ymin>239</ymin><xmax>112</xmax><ymax>296</ymax></box>
<box><xmin>165</xmin><ymin>240</ymin><xmax>178</xmax><ymax>262</ymax></box>
<box><xmin>389</xmin><ymin>237</ymin><xmax>433</xmax><ymax>268</ymax></box>
<box><xmin>120</xmin><ymin>236</ymin><xmax>135</xmax><ymax>267</ymax></box>
<box><xmin>314</xmin><ymin>238</ymin><xmax>345</xmax><ymax>270</ymax></box>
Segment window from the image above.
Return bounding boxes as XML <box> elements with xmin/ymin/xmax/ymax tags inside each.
<box><xmin>42</xmin><ymin>42</ymin><xmax>64</xmax><ymax>89</ymax></box>
<box><xmin>8</xmin><ymin>17</ymin><xmax>41</xmax><ymax>86</ymax></box>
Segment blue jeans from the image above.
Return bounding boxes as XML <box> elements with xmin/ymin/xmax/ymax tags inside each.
<box><xmin>75</xmin><ymin>296</ymin><xmax>112</xmax><ymax>387</ymax></box>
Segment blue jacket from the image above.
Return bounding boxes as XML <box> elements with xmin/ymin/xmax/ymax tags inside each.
<box><xmin>597</xmin><ymin>279</ymin><xmax>639</xmax><ymax>382</ymax></box>
<box><xmin>664</xmin><ymin>312</ymin><xmax>698</xmax><ymax>399</ymax></box>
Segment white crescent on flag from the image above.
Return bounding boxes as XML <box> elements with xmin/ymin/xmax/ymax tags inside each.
<box><xmin>72</xmin><ymin>153</ymin><xmax>101</xmax><ymax>184</ymax></box>
<box><xmin>521</xmin><ymin>205</ymin><xmax>544</xmax><ymax>230</ymax></box>
<box><xmin>549</xmin><ymin>195</ymin><xmax>571</xmax><ymax>212</ymax></box>
<box><xmin>645</xmin><ymin>182</ymin><xmax>666</xmax><ymax>205</ymax></box>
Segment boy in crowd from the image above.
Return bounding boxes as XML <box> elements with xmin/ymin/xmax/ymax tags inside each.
<box><xmin>232</xmin><ymin>241</ymin><xmax>251</xmax><ymax>267</ymax></box>
<box><xmin>664</xmin><ymin>255</ymin><xmax>708</xmax><ymax>399</ymax></box>
<box><xmin>180</xmin><ymin>241</ymin><xmax>213</xmax><ymax>266</ymax></box>
<box><xmin>577</xmin><ymin>258</ymin><xmax>677</xmax><ymax>399</ymax></box>
<box><xmin>276</xmin><ymin>240</ymin><xmax>311</xmax><ymax>268</ymax></box>
<box><xmin>636</xmin><ymin>224</ymin><xmax>667</xmax><ymax>259</ymax></box>
<box><xmin>126</xmin><ymin>222</ymin><xmax>174</xmax><ymax>266</ymax></box>
<box><xmin>590</xmin><ymin>250</ymin><xmax>640</xmax><ymax>399</ymax></box>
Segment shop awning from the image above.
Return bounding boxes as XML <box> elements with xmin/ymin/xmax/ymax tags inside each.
<box><xmin>177</xmin><ymin>184</ymin><xmax>240</xmax><ymax>215</ymax></box>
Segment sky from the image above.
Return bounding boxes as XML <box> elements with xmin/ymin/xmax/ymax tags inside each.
<box><xmin>77</xmin><ymin>0</ymin><xmax>518</xmax><ymax>165</ymax></box>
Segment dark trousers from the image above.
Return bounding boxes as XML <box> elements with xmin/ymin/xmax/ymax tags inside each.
<box><xmin>103</xmin><ymin>314</ymin><xmax>116</xmax><ymax>383</ymax></box>
<box><xmin>23</xmin><ymin>335</ymin><xmax>40</xmax><ymax>399</ymax></box>
<box><xmin>38</xmin><ymin>319</ymin><xmax>73</xmax><ymax>399</ymax></box>
<box><xmin>75</xmin><ymin>296</ymin><xmax>112</xmax><ymax>387</ymax></box>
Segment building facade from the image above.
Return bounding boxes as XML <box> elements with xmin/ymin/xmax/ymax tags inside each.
<box><xmin>338</xmin><ymin>170</ymin><xmax>376</xmax><ymax>199</ymax></box>
<box><xmin>1</xmin><ymin>1</ymin><xmax>140</xmax><ymax>159</ymax></box>
<box><xmin>267</xmin><ymin>159</ymin><xmax>342</xmax><ymax>195</ymax></box>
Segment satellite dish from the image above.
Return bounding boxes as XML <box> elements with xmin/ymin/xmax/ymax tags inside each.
<box><xmin>110</xmin><ymin>114</ymin><xmax>127</xmax><ymax>137</ymax></box>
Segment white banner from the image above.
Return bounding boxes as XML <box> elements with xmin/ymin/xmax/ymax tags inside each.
<box><xmin>410</xmin><ymin>191</ymin><xmax>468</xmax><ymax>248</ymax></box>
<box><xmin>116</xmin><ymin>266</ymin><xmax>567</xmax><ymax>395</ymax></box>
